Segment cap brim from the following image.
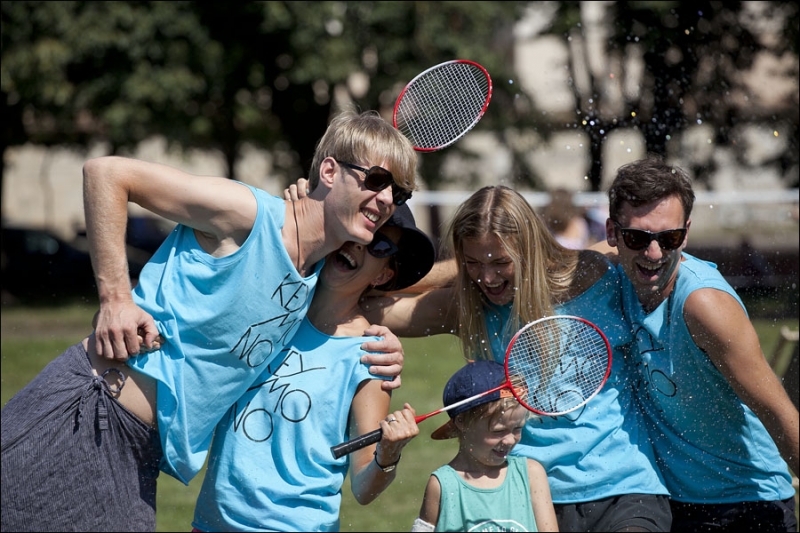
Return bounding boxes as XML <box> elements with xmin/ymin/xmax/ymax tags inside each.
<box><xmin>377</xmin><ymin>226</ymin><xmax>435</xmax><ymax>291</ymax></box>
<box><xmin>430</xmin><ymin>419</ymin><xmax>459</xmax><ymax>440</ymax></box>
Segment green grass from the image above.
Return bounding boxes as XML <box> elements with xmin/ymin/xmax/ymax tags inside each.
<box><xmin>0</xmin><ymin>304</ymin><xmax>465</xmax><ymax>531</ymax></box>
<box><xmin>1</xmin><ymin>304</ymin><xmax>797</xmax><ymax>531</ymax></box>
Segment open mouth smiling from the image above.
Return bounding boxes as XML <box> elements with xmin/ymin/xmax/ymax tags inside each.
<box><xmin>362</xmin><ymin>209</ymin><xmax>380</xmax><ymax>223</ymax></box>
<box><xmin>636</xmin><ymin>262</ymin><xmax>663</xmax><ymax>276</ymax></box>
<box><xmin>335</xmin><ymin>249</ymin><xmax>358</xmax><ymax>270</ymax></box>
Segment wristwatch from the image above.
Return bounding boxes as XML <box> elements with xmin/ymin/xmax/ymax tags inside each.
<box><xmin>374</xmin><ymin>450</ymin><xmax>401</xmax><ymax>473</ymax></box>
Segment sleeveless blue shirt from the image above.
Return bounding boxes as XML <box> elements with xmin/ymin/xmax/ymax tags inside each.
<box><xmin>433</xmin><ymin>456</ymin><xmax>539</xmax><ymax>532</ymax></box>
<box><xmin>127</xmin><ymin>185</ymin><xmax>322</xmax><ymax>483</ymax></box>
<box><xmin>486</xmin><ymin>261</ymin><xmax>668</xmax><ymax>503</ymax></box>
<box><xmin>619</xmin><ymin>253</ymin><xmax>794</xmax><ymax>503</ymax></box>
<box><xmin>192</xmin><ymin>318</ymin><xmax>381</xmax><ymax>532</ymax></box>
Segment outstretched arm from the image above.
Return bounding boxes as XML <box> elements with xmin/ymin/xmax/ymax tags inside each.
<box><xmin>392</xmin><ymin>258</ymin><xmax>457</xmax><ymax>293</ymax></box>
<box><xmin>361</xmin><ymin>288</ymin><xmax>458</xmax><ymax>338</ymax></box>
<box><xmin>83</xmin><ymin>156</ymin><xmax>258</xmax><ymax>361</ymax></box>
<box><xmin>685</xmin><ymin>288</ymin><xmax>799</xmax><ymax>475</ymax></box>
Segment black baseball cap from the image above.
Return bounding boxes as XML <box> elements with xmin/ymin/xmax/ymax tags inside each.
<box><xmin>375</xmin><ymin>203</ymin><xmax>436</xmax><ymax>291</ymax></box>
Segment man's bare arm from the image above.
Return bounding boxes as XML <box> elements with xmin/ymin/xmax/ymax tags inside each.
<box><xmin>83</xmin><ymin>156</ymin><xmax>258</xmax><ymax>360</ymax></box>
<box><xmin>361</xmin><ymin>288</ymin><xmax>457</xmax><ymax>338</ymax></box>
<box><xmin>389</xmin><ymin>259</ymin><xmax>457</xmax><ymax>294</ymax></box>
<box><xmin>686</xmin><ymin>288</ymin><xmax>799</xmax><ymax>475</ymax></box>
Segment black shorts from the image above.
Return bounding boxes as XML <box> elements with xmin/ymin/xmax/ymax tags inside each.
<box><xmin>1</xmin><ymin>342</ymin><xmax>162</xmax><ymax>532</ymax></box>
<box><xmin>670</xmin><ymin>498</ymin><xmax>797</xmax><ymax>532</ymax></box>
<box><xmin>555</xmin><ymin>493</ymin><xmax>672</xmax><ymax>532</ymax></box>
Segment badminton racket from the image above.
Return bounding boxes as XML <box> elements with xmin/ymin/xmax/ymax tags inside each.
<box><xmin>393</xmin><ymin>59</ymin><xmax>492</xmax><ymax>152</ymax></box>
<box><xmin>331</xmin><ymin>315</ymin><xmax>612</xmax><ymax>458</ymax></box>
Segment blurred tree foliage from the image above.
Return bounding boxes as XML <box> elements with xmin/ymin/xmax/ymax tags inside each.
<box><xmin>546</xmin><ymin>1</ymin><xmax>799</xmax><ymax>190</ymax></box>
<box><xmin>0</xmin><ymin>2</ymin><xmax>530</xmax><ymax>200</ymax></box>
<box><xmin>2</xmin><ymin>0</ymin><xmax>797</xmax><ymax>227</ymax></box>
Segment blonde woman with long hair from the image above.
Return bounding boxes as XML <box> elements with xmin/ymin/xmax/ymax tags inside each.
<box><xmin>363</xmin><ymin>185</ymin><xmax>671</xmax><ymax>532</ymax></box>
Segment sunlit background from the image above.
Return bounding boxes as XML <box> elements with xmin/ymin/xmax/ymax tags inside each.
<box><xmin>1</xmin><ymin>2</ymin><xmax>797</xmax><ymax>530</ymax></box>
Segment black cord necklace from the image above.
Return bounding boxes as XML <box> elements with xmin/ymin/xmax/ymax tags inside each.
<box><xmin>291</xmin><ymin>198</ymin><xmax>301</xmax><ymax>273</ymax></box>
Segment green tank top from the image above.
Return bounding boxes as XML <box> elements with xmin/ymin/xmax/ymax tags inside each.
<box><xmin>433</xmin><ymin>455</ymin><xmax>538</xmax><ymax>532</ymax></box>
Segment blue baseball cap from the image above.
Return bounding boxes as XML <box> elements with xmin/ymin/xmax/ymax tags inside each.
<box><xmin>431</xmin><ymin>360</ymin><xmax>509</xmax><ymax>440</ymax></box>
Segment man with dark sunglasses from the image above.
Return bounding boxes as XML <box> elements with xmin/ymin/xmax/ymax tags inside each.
<box><xmin>1</xmin><ymin>109</ymin><xmax>419</xmax><ymax>532</ymax></box>
<box><xmin>603</xmin><ymin>155</ymin><xmax>798</xmax><ymax>532</ymax></box>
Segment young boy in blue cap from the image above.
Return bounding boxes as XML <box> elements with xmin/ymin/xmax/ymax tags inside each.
<box><xmin>412</xmin><ymin>360</ymin><xmax>558</xmax><ymax>532</ymax></box>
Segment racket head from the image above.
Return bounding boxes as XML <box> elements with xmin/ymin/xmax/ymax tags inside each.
<box><xmin>504</xmin><ymin>315</ymin><xmax>612</xmax><ymax>416</ymax></box>
<box><xmin>393</xmin><ymin>59</ymin><xmax>492</xmax><ymax>152</ymax></box>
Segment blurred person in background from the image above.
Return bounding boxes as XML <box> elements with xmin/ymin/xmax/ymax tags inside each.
<box><xmin>541</xmin><ymin>188</ymin><xmax>592</xmax><ymax>250</ymax></box>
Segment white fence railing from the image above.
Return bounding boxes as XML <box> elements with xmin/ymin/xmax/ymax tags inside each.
<box><xmin>408</xmin><ymin>188</ymin><xmax>799</xmax><ymax>249</ymax></box>
<box><xmin>409</xmin><ymin>188</ymin><xmax>800</xmax><ymax>208</ymax></box>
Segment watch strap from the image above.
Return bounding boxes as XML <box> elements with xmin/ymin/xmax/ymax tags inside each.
<box><xmin>374</xmin><ymin>450</ymin><xmax>401</xmax><ymax>472</ymax></box>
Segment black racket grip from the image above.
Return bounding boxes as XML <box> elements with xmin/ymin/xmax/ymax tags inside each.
<box><xmin>331</xmin><ymin>428</ymin><xmax>383</xmax><ymax>459</ymax></box>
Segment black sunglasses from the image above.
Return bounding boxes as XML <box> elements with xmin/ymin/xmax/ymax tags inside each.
<box><xmin>366</xmin><ymin>232</ymin><xmax>400</xmax><ymax>259</ymax></box>
<box><xmin>613</xmin><ymin>222</ymin><xmax>687</xmax><ymax>251</ymax></box>
<box><xmin>336</xmin><ymin>161</ymin><xmax>413</xmax><ymax>206</ymax></box>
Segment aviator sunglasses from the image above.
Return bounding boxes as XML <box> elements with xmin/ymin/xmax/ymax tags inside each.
<box><xmin>336</xmin><ymin>161</ymin><xmax>413</xmax><ymax>206</ymax></box>
<box><xmin>366</xmin><ymin>232</ymin><xmax>399</xmax><ymax>259</ymax></box>
<box><xmin>613</xmin><ymin>221</ymin><xmax>687</xmax><ymax>251</ymax></box>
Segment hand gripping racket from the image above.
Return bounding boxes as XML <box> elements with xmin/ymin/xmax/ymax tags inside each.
<box><xmin>331</xmin><ymin>315</ymin><xmax>612</xmax><ymax>458</ymax></box>
<box><xmin>393</xmin><ymin>59</ymin><xmax>492</xmax><ymax>152</ymax></box>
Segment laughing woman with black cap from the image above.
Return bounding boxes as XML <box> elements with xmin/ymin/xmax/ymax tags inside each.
<box><xmin>191</xmin><ymin>204</ymin><xmax>436</xmax><ymax>532</ymax></box>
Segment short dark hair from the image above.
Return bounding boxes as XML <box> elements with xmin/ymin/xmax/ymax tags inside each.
<box><xmin>607</xmin><ymin>155</ymin><xmax>695</xmax><ymax>224</ymax></box>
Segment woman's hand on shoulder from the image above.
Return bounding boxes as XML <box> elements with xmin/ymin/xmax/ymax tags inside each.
<box><xmin>361</xmin><ymin>324</ymin><xmax>404</xmax><ymax>391</ymax></box>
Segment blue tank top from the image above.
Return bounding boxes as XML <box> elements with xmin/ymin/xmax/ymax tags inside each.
<box><xmin>192</xmin><ymin>318</ymin><xmax>381</xmax><ymax>532</ymax></box>
<box><xmin>486</xmin><ymin>261</ymin><xmax>668</xmax><ymax>503</ymax></box>
<box><xmin>128</xmin><ymin>185</ymin><xmax>322</xmax><ymax>483</ymax></box>
<box><xmin>619</xmin><ymin>253</ymin><xmax>795</xmax><ymax>503</ymax></box>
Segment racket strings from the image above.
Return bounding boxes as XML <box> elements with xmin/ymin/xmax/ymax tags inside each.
<box><xmin>396</xmin><ymin>63</ymin><xmax>490</xmax><ymax>150</ymax></box>
<box><xmin>402</xmin><ymin>66</ymin><xmax>486</xmax><ymax>141</ymax></box>
<box><xmin>507</xmin><ymin>318</ymin><xmax>610</xmax><ymax>416</ymax></box>
<box><xmin>507</xmin><ymin>373</ymin><xmax>529</xmax><ymax>404</ymax></box>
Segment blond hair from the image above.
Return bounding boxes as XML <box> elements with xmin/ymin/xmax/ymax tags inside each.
<box><xmin>446</xmin><ymin>186</ymin><xmax>579</xmax><ymax>360</ymax></box>
<box><xmin>308</xmin><ymin>109</ymin><xmax>418</xmax><ymax>194</ymax></box>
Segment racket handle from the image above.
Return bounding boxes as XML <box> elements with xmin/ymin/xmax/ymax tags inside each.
<box><xmin>331</xmin><ymin>428</ymin><xmax>383</xmax><ymax>459</ymax></box>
